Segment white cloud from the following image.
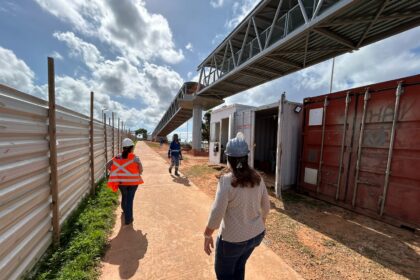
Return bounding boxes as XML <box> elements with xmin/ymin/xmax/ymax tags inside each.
<box><xmin>54</xmin><ymin>32</ymin><xmax>102</xmax><ymax>68</ymax></box>
<box><xmin>0</xmin><ymin>42</ymin><xmax>184</xmax><ymax>131</ymax></box>
<box><xmin>0</xmin><ymin>47</ymin><xmax>36</xmax><ymax>94</ymax></box>
<box><xmin>226</xmin><ymin>0</ymin><xmax>257</xmax><ymax>29</ymax></box>
<box><xmin>185</xmin><ymin>42</ymin><xmax>193</xmax><ymax>52</ymax></box>
<box><xmin>210</xmin><ymin>0</ymin><xmax>224</xmax><ymax>8</ymax></box>
<box><xmin>211</xmin><ymin>0</ymin><xmax>258</xmax><ymax>47</ymax></box>
<box><xmin>49</xmin><ymin>51</ymin><xmax>63</xmax><ymax>60</ymax></box>
<box><xmin>54</xmin><ymin>32</ymin><xmax>183</xmax><ymax>105</ymax></box>
<box><xmin>34</xmin><ymin>0</ymin><xmax>184</xmax><ymax>64</ymax></box>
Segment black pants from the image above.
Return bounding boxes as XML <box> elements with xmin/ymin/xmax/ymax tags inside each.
<box><xmin>119</xmin><ymin>185</ymin><xmax>138</xmax><ymax>224</ymax></box>
<box><xmin>215</xmin><ymin>231</ymin><xmax>265</xmax><ymax>280</ymax></box>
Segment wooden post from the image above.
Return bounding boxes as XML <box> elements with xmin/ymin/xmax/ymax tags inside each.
<box><xmin>89</xmin><ymin>91</ymin><xmax>95</xmax><ymax>195</ymax></box>
<box><xmin>112</xmin><ymin>112</ymin><xmax>115</xmax><ymax>157</ymax></box>
<box><xmin>121</xmin><ymin>121</ymin><xmax>124</xmax><ymax>140</ymax></box>
<box><xmin>118</xmin><ymin>117</ymin><xmax>120</xmax><ymax>154</ymax></box>
<box><xmin>104</xmin><ymin>113</ymin><xmax>108</xmax><ymax>177</ymax></box>
<box><xmin>48</xmin><ymin>57</ymin><xmax>60</xmax><ymax>246</ymax></box>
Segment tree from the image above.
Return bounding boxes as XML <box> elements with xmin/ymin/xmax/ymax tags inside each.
<box><xmin>135</xmin><ymin>128</ymin><xmax>148</xmax><ymax>139</ymax></box>
<box><xmin>202</xmin><ymin>110</ymin><xmax>211</xmax><ymax>141</ymax></box>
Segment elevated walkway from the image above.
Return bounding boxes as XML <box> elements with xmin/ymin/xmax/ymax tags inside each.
<box><xmin>152</xmin><ymin>82</ymin><xmax>223</xmax><ymax>140</ymax></box>
<box><xmin>196</xmin><ymin>0</ymin><xmax>420</xmax><ymax>99</ymax></box>
<box><xmin>153</xmin><ymin>0</ymin><xmax>420</xmax><ymax>149</ymax></box>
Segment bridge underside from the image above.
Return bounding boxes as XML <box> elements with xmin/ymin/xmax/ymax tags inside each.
<box><xmin>154</xmin><ymin>93</ymin><xmax>223</xmax><ymax>139</ymax></box>
<box><xmin>196</xmin><ymin>0</ymin><xmax>420</xmax><ymax>99</ymax></box>
<box><xmin>157</xmin><ymin>108</ymin><xmax>193</xmax><ymax>138</ymax></box>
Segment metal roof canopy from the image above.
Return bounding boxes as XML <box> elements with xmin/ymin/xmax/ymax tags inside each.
<box><xmin>195</xmin><ymin>0</ymin><xmax>420</xmax><ymax>99</ymax></box>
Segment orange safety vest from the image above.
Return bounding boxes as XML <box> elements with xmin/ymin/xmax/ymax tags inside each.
<box><xmin>107</xmin><ymin>153</ymin><xmax>144</xmax><ymax>192</ymax></box>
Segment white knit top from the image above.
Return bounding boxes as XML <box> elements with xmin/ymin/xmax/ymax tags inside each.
<box><xmin>207</xmin><ymin>173</ymin><xmax>270</xmax><ymax>243</ymax></box>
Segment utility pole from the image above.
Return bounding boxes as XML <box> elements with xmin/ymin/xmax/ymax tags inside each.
<box><xmin>329</xmin><ymin>57</ymin><xmax>335</xmax><ymax>94</ymax></box>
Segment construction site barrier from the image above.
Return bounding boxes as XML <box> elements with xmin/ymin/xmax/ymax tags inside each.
<box><xmin>0</xmin><ymin>58</ymin><xmax>133</xmax><ymax>280</ymax></box>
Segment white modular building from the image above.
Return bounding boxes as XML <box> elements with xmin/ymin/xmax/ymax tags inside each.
<box><xmin>209</xmin><ymin>94</ymin><xmax>303</xmax><ymax>196</ymax></box>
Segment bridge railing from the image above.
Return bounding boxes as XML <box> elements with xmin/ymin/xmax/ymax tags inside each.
<box><xmin>198</xmin><ymin>0</ymin><xmax>335</xmax><ymax>86</ymax></box>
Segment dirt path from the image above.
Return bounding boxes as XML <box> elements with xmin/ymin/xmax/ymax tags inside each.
<box><xmin>100</xmin><ymin>141</ymin><xmax>302</xmax><ymax>280</ymax></box>
<box><xmin>146</xmin><ymin>142</ymin><xmax>420</xmax><ymax>280</ymax></box>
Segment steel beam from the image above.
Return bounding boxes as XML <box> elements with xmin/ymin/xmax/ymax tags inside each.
<box><xmin>248</xmin><ymin>64</ymin><xmax>283</xmax><ymax>75</ymax></box>
<box><xmin>313</xmin><ymin>27</ymin><xmax>357</xmax><ymax>50</ymax></box>
<box><xmin>312</xmin><ymin>0</ymin><xmax>324</xmax><ymax>19</ymax></box>
<box><xmin>265</xmin><ymin>0</ymin><xmax>284</xmax><ymax>49</ymax></box>
<box><xmin>298</xmin><ymin>0</ymin><xmax>309</xmax><ymax>23</ymax></box>
<box><xmin>265</xmin><ymin>55</ymin><xmax>301</xmax><ymax>69</ymax></box>
<box><xmin>229</xmin><ymin>40</ymin><xmax>237</xmax><ymax>67</ymax></box>
<box><xmin>238</xmin><ymin>20</ymin><xmax>252</xmax><ymax>64</ymax></box>
<box><xmin>252</xmin><ymin>16</ymin><xmax>264</xmax><ymax>52</ymax></box>
<box><xmin>356</xmin><ymin>0</ymin><xmax>390</xmax><ymax>48</ymax></box>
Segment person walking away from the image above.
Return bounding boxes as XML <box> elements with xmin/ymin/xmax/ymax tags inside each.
<box><xmin>203</xmin><ymin>132</ymin><xmax>270</xmax><ymax>280</ymax></box>
<box><xmin>168</xmin><ymin>133</ymin><xmax>183</xmax><ymax>176</ymax></box>
<box><xmin>159</xmin><ymin>137</ymin><xmax>164</xmax><ymax>147</ymax></box>
<box><xmin>107</xmin><ymin>138</ymin><xmax>144</xmax><ymax>225</ymax></box>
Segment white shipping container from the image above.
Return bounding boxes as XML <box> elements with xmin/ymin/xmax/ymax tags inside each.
<box><xmin>209</xmin><ymin>94</ymin><xmax>303</xmax><ymax>196</ymax></box>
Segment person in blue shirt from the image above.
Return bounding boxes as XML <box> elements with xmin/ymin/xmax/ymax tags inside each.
<box><xmin>168</xmin><ymin>134</ymin><xmax>183</xmax><ymax>176</ymax></box>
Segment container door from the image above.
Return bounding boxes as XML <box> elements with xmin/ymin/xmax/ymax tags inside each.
<box><xmin>348</xmin><ymin>80</ymin><xmax>420</xmax><ymax>227</ymax></box>
<box><xmin>229</xmin><ymin>112</ymin><xmax>235</xmax><ymax>140</ymax></box>
<box><xmin>276</xmin><ymin>97</ymin><xmax>304</xmax><ymax>196</ymax></box>
<box><xmin>300</xmin><ymin>93</ymin><xmax>356</xmax><ymax>202</ymax></box>
<box><xmin>234</xmin><ymin>110</ymin><xmax>254</xmax><ymax>167</ymax></box>
<box><xmin>249</xmin><ymin>110</ymin><xmax>255</xmax><ymax>167</ymax></box>
<box><xmin>275</xmin><ymin>98</ymin><xmax>284</xmax><ymax>197</ymax></box>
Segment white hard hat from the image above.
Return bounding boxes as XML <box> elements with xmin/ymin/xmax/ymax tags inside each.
<box><xmin>122</xmin><ymin>138</ymin><xmax>134</xmax><ymax>148</ymax></box>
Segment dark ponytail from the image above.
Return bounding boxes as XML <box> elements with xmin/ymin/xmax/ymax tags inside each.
<box><xmin>122</xmin><ymin>146</ymin><xmax>134</xmax><ymax>159</ymax></box>
<box><xmin>227</xmin><ymin>156</ymin><xmax>261</xmax><ymax>188</ymax></box>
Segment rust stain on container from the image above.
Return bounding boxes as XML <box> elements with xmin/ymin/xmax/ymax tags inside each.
<box><xmin>299</xmin><ymin>74</ymin><xmax>420</xmax><ymax>230</ymax></box>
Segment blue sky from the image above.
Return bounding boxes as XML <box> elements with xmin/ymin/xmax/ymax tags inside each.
<box><xmin>1</xmin><ymin>0</ymin><xmax>420</xmax><ymax>141</ymax></box>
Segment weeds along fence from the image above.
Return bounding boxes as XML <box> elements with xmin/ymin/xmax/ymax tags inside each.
<box><xmin>0</xmin><ymin>58</ymin><xmax>133</xmax><ymax>280</ymax></box>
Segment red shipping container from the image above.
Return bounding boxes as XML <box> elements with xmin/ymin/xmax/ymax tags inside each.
<box><xmin>299</xmin><ymin>74</ymin><xmax>420</xmax><ymax>230</ymax></box>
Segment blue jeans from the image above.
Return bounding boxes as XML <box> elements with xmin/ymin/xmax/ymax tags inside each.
<box><xmin>170</xmin><ymin>155</ymin><xmax>180</xmax><ymax>167</ymax></box>
<box><xmin>215</xmin><ymin>231</ymin><xmax>265</xmax><ymax>280</ymax></box>
<box><xmin>119</xmin><ymin>186</ymin><xmax>138</xmax><ymax>224</ymax></box>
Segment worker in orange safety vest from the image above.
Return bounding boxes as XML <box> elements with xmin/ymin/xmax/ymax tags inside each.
<box><xmin>107</xmin><ymin>138</ymin><xmax>143</xmax><ymax>225</ymax></box>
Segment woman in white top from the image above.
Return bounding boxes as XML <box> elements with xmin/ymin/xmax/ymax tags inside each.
<box><xmin>204</xmin><ymin>133</ymin><xmax>270</xmax><ymax>280</ymax></box>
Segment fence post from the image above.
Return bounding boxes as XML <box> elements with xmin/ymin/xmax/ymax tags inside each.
<box><xmin>48</xmin><ymin>57</ymin><xmax>60</xmax><ymax>246</ymax></box>
<box><xmin>104</xmin><ymin>113</ymin><xmax>108</xmax><ymax>177</ymax></box>
<box><xmin>112</xmin><ymin>112</ymin><xmax>115</xmax><ymax>157</ymax></box>
<box><xmin>118</xmin><ymin>117</ymin><xmax>120</xmax><ymax>154</ymax></box>
<box><xmin>89</xmin><ymin>91</ymin><xmax>95</xmax><ymax>195</ymax></box>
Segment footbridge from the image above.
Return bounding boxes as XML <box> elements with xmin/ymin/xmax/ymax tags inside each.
<box><xmin>151</xmin><ymin>82</ymin><xmax>223</xmax><ymax>150</ymax></box>
<box><xmin>153</xmin><ymin>0</ymin><xmax>420</xmax><ymax>150</ymax></box>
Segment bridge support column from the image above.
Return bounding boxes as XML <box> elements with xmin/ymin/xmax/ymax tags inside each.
<box><xmin>192</xmin><ymin>103</ymin><xmax>203</xmax><ymax>155</ymax></box>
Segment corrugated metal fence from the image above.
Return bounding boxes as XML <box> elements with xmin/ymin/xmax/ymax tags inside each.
<box><xmin>0</xmin><ymin>83</ymin><xmax>133</xmax><ymax>280</ymax></box>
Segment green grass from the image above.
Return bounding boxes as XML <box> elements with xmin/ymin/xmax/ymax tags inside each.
<box><xmin>183</xmin><ymin>164</ymin><xmax>218</xmax><ymax>178</ymax></box>
<box><xmin>26</xmin><ymin>181</ymin><xmax>119</xmax><ymax>280</ymax></box>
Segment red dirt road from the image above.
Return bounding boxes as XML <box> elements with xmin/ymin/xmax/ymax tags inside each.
<box><xmin>100</xmin><ymin>141</ymin><xmax>302</xmax><ymax>279</ymax></box>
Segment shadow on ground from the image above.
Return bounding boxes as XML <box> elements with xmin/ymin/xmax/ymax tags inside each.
<box><xmin>103</xmin><ymin>216</ymin><xmax>148</xmax><ymax>279</ymax></box>
<box><xmin>271</xmin><ymin>191</ymin><xmax>420</xmax><ymax>279</ymax></box>
<box><xmin>171</xmin><ymin>175</ymin><xmax>191</xmax><ymax>186</ymax></box>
